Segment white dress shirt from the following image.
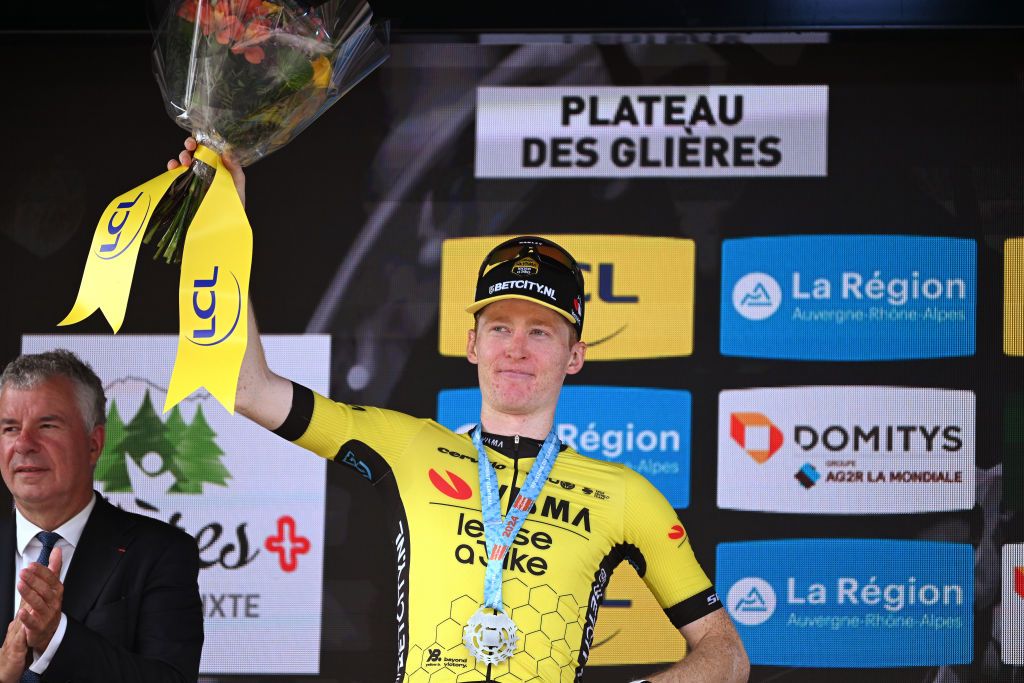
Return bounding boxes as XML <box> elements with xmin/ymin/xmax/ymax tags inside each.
<box><xmin>13</xmin><ymin>494</ymin><xmax>96</xmax><ymax>675</ymax></box>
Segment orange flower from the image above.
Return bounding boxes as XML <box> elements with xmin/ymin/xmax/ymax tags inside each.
<box><xmin>311</xmin><ymin>56</ymin><xmax>331</xmax><ymax>89</ymax></box>
<box><xmin>242</xmin><ymin>19</ymin><xmax>271</xmax><ymax>43</ymax></box>
<box><xmin>243</xmin><ymin>46</ymin><xmax>265</xmax><ymax>64</ymax></box>
<box><xmin>215</xmin><ymin>15</ymin><xmax>244</xmax><ymax>44</ymax></box>
<box><xmin>176</xmin><ymin>0</ymin><xmax>199</xmax><ymax>21</ymax></box>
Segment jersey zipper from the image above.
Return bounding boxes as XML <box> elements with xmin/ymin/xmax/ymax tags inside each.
<box><xmin>506</xmin><ymin>435</ymin><xmax>521</xmax><ymax>516</ymax></box>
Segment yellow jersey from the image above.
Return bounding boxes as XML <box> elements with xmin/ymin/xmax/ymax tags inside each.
<box><xmin>273</xmin><ymin>383</ymin><xmax>721</xmax><ymax>682</ymax></box>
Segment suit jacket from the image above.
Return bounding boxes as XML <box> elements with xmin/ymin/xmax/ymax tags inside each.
<box><xmin>0</xmin><ymin>492</ymin><xmax>203</xmax><ymax>683</ymax></box>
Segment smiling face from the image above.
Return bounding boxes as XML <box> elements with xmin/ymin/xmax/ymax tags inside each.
<box><xmin>467</xmin><ymin>299</ymin><xmax>585</xmax><ymax>432</ymax></box>
<box><xmin>0</xmin><ymin>376</ymin><xmax>104</xmax><ymax>528</ymax></box>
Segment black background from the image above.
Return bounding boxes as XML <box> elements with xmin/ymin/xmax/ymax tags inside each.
<box><xmin>1</xmin><ymin>6</ymin><xmax>1023</xmax><ymax>682</ymax></box>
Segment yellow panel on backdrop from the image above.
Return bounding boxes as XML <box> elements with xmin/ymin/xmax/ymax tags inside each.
<box><xmin>589</xmin><ymin>563</ymin><xmax>686</xmax><ymax>666</ymax></box>
<box><xmin>1007</xmin><ymin>237</ymin><xmax>1023</xmax><ymax>356</ymax></box>
<box><xmin>439</xmin><ymin>235</ymin><xmax>695</xmax><ymax>360</ymax></box>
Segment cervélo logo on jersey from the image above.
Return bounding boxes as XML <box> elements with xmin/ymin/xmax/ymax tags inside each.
<box><xmin>438</xmin><ymin>386</ymin><xmax>692</xmax><ymax>507</ymax></box>
<box><xmin>1002</xmin><ymin>543</ymin><xmax>1024</xmax><ymax>665</ymax></box>
<box><xmin>717</xmin><ymin>539</ymin><xmax>974</xmax><ymax>667</ymax></box>
<box><xmin>721</xmin><ymin>235</ymin><xmax>977</xmax><ymax>360</ymax></box>
<box><xmin>718</xmin><ymin>387</ymin><xmax>975</xmax><ymax>514</ymax></box>
<box><xmin>439</xmin><ymin>235</ymin><xmax>695</xmax><ymax>360</ymax></box>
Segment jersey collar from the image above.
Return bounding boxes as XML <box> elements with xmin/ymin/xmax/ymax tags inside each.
<box><xmin>479</xmin><ymin>430</ymin><xmax>568</xmax><ymax>460</ymax></box>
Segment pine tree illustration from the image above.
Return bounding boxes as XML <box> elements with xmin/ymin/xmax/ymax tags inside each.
<box><xmin>120</xmin><ymin>390</ymin><xmax>182</xmax><ymax>491</ymax></box>
<box><xmin>170</xmin><ymin>404</ymin><xmax>229</xmax><ymax>493</ymax></box>
<box><xmin>165</xmin><ymin>406</ymin><xmax>188</xmax><ymax>447</ymax></box>
<box><xmin>94</xmin><ymin>400</ymin><xmax>131</xmax><ymax>492</ymax></box>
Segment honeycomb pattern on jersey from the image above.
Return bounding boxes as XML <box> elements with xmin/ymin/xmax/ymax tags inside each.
<box><xmin>404</xmin><ymin>577</ymin><xmax>586</xmax><ymax>682</ymax></box>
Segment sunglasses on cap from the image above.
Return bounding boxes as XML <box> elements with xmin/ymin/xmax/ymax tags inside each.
<box><xmin>478</xmin><ymin>237</ymin><xmax>585</xmax><ymax>291</ymax></box>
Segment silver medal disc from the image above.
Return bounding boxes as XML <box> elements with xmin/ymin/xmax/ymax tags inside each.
<box><xmin>463</xmin><ymin>607</ymin><xmax>518</xmax><ymax>664</ymax></box>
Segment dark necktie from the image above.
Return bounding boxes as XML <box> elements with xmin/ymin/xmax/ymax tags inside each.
<box><xmin>19</xmin><ymin>531</ymin><xmax>62</xmax><ymax>683</ymax></box>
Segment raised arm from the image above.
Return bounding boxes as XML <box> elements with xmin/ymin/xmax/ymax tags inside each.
<box><xmin>168</xmin><ymin>138</ymin><xmax>293</xmax><ymax>430</ymax></box>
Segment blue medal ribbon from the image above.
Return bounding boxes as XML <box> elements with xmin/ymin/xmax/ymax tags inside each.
<box><xmin>471</xmin><ymin>425</ymin><xmax>561</xmax><ymax>612</ymax></box>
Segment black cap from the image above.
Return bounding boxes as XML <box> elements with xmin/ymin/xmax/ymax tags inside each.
<box><xmin>466</xmin><ymin>236</ymin><xmax>585</xmax><ymax>338</ymax></box>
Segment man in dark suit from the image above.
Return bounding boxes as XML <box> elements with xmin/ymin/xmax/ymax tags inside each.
<box><xmin>0</xmin><ymin>350</ymin><xmax>203</xmax><ymax>682</ymax></box>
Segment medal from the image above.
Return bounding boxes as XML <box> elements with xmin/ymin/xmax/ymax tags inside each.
<box><xmin>463</xmin><ymin>426</ymin><xmax>561</xmax><ymax>664</ymax></box>
<box><xmin>463</xmin><ymin>607</ymin><xmax>518</xmax><ymax>664</ymax></box>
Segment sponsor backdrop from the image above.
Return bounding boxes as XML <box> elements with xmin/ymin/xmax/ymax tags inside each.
<box><xmin>2</xmin><ymin>31</ymin><xmax>1021</xmax><ymax>683</ymax></box>
<box><xmin>438</xmin><ymin>386</ymin><xmax>692</xmax><ymax>508</ymax></box>
<box><xmin>721</xmin><ymin>235</ymin><xmax>977</xmax><ymax>360</ymax></box>
<box><xmin>1008</xmin><ymin>238</ymin><xmax>1023</xmax><ymax>357</ymax></box>
<box><xmin>718</xmin><ymin>540</ymin><xmax>974</xmax><ymax>667</ymax></box>
<box><xmin>718</xmin><ymin>387</ymin><xmax>976</xmax><ymax>514</ymax></box>
<box><xmin>439</xmin><ymin>235</ymin><xmax>695</xmax><ymax>360</ymax></box>
<box><xmin>475</xmin><ymin>86</ymin><xmax>828</xmax><ymax>178</ymax></box>
<box><xmin>22</xmin><ymin>335</ymin><xmax>330</xmax><ymax>674</ymax></box>
<box><xmin>1004</xmin><ymin>544</ymin><xmax>1024</xmax><ymax>666</ymax></box>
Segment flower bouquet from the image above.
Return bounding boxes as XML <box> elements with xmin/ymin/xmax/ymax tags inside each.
<box><xmin>61</xmin><ymin>0</ymin><xmax>387</xmax><ymax>412</ymax></box>
<box><xmin>146</xmin><ymin>0</ymin><xmax>389</xmax><ymax>263</ymax></box>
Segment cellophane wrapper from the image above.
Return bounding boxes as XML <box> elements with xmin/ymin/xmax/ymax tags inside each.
<box><xmin>145</xmin><ymin>0</ymin><xmax>388</xmax><ymax>261</ymax></box>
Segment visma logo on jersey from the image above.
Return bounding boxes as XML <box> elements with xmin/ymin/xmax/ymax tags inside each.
<box><xmin>438</xmin><ymin>235</ymin><xmax>694</xmax><ymax>360</ymax></box>
<box><xmin>1003</xmin><ymin>543</ymin><xmax>1024</xmax><ymax>665</ymax></box>
<box><xmin>718</xmin><ymin>387</ymin><xmax>975</xmax><ymax>514</ymax></box>
<box><xmin>438</xmin><ymin>386</ymin><xmax>691</xmax><ymax>507</ymax></box>
<box><xmin>1006</xmin><ymin>237</ymin><xmax>1023</xmax><ymax>356</ymax></box>
<box><xmin>717</xmin><ymin>539</ymin><xmax>973</xmax><ymax>667</ymax></box>
<box><xmin>720</xmin><ymin>235</ymin><xmax>976</xmax><ymax>360</ymax></box>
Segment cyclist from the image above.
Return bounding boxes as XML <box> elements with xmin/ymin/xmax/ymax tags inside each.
<box><xmin>170</xmin><ymin>140</ymin><xmax>749</xmax><ymax>682</ymax></box>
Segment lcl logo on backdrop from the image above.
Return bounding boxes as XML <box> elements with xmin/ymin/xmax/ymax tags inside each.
<box><xmin>717</xmin><ymin>387</ymin><xmax>976</xmax><ymax>514</ymax></box>
<box><xmin>1003</xmin><ymin>543</ymin><xmax>1024</xmax><ymax>665</ymax></box>
<box><xmin>438</xmin><ymin>235</ymin><xmax>695</xmax><ymax>360</ymax></box>
<box><xmin>588</xmin><ymin>563</ymin><xmax>686</xmax><ymax>666</ymax></box>
<box><xmin>720</xmin><ymin>235</ymin><xmax>977</xmax><ymax>360</ymax></box>
<box><xmin>1006</xmin><ymin>237</ymin><xmax>1023</xmax><ymax>356</ymax></box>
<box><xmin>437</xmin><ymin>385</ymin><xmax>692</xmax><ymax>508</ymax></box>
<box><xmin>717</xmin><ymin>539</ymin><xmax>974</xmax><ymax>668</ymax></box>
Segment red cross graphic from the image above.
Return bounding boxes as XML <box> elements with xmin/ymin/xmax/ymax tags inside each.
<box><xmin>265</xmin><ymin>515</ymin><xmax>311</xmax><ymax>572</ymax></box>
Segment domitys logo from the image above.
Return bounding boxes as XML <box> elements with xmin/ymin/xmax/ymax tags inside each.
<box><xmin>730</xmin><ymin>412</ymin><xmax>783</xmax><ymax>463</ymax></box>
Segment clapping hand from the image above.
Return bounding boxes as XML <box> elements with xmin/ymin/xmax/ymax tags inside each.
<box><xmin>17</xmin><ymin>546</ymin><xmax>63</xmax><ymax>654</ymax></box>
<box><xmin>0</xmin><ymin>618</ymin><xmax>28</xmax><ymax>683</ymax></box>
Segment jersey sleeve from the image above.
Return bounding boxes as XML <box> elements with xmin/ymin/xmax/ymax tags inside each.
<box><xmin>271</xmin><ymin>381</ymin><xmax>423</xmax><ymax>475</ymax></box>
<box><xmin>621</xmin><ymin>467</ymin><xmax>722</xmax><ymax>628</ymax></box>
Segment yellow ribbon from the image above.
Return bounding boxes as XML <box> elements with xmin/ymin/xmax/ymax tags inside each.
<box><xmin>59</xmin><ymin>166</ymin><xmax>187</xmax><ymax>332</ymax></box>
<box><xmin>164</xmin><ymin>145</ymin><xmax>252</xmax><ymax>413</ymax></box>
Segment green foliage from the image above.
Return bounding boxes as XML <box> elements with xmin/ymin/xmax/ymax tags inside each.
<box><xmin>94</xmin><ymin>391</ymin><xmax>230</xmax><ymax>495</ymax></box>
<box><xmin>94</xmin><ymin>401</ymin><xmax>130</xmax><ymax>492</ymax></box>
<box><xmin>276</xmin><ymin>48</ymin><xmax>315</xmax><ymax>93</ymax></box>
<box><xmin>170</xmin><ymin>405</ymin><xmax>230</xmax><ymax>493</ymax></box>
